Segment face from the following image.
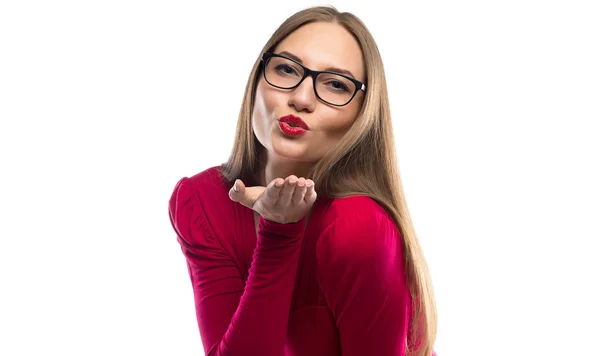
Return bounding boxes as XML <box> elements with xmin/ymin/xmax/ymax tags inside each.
<box><xmin>252</xmin><ymin>21</ymin><xmax>366</xmax><ymax>164</ymax></box>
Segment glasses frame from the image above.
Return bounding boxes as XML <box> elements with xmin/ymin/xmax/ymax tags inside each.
<box><xmin>260</xmin><ymin>52</ymin><xmax>367</xmax><ymax>107</ymax></box>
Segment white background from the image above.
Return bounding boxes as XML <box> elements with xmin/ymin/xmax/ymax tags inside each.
<box><xmin>1</xmin><ymin>0</ymin><xmax>599</xmax><ymax>355</ymax></box>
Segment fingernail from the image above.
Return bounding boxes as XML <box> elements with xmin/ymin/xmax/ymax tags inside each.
<box><xmin>275</xmin><ymin>181</ymin><xmax>283</xmax><ymax>188</ymax></box>
<box><xmin>306</xmin><ymin>181</ymin><xmax>313</xmax><ymax>187</ymax></box>
<box><xmin>233</xmin><ymin>180</ymin><xmax>239</xmax><ymax>192</ymax></box>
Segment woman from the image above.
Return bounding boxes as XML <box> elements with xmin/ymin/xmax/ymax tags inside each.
<box><xmin>168</xmin><ymin>6</ymin><xmax>437</xmax><ymax>356</ymax></box>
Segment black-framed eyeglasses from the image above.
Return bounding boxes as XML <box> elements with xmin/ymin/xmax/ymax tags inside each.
<box><xmin>260</xmin><ymin>52</ymin><xmax>366</xmax><ymax>107</ymax></box>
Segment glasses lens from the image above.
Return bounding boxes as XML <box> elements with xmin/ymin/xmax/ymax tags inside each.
<box><xmin>315</xmin><ymin>73</ymin><xmax>356</xmax><ymax>106</ymax></box>
<box><xmin>264</xmin><ymin>56</ymin><xmax>357</xmax><ymax>106</ymax></box>
<box><xmin>264</xmin><ymin>56</ymin><xmax>305</xmax><ymax>89</ymax></box>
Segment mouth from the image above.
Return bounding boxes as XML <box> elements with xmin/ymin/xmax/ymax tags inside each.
<box><xmin>278</xmin><ymin>114</ymin><xmax>310</xmax><ymax>130</ymax></box>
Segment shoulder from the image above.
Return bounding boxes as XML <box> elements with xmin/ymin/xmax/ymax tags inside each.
<box><xmin>324</xmin><ymin>195</ymin><xmax>389</xmax><ymax>219</ymax></box>
<box><xmin>169</xmin><ymin>165</ymin><xmax>228</xmax><ymax>207</ymax></box>
<box><xmin>168</xmin><ymin>165</ymin><xmax>230</xmax><ymax>245</ymax></box>
<box><xmin>180</xmin><ymin>165</ymin><xmax>228</xmax><ymax>193</ymax></box>
<box><xmin>316</xmin><ymin>195</ymin><xmax>402</xmax><ymax>265</ymax></box>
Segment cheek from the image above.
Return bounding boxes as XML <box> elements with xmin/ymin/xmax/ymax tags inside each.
<box><xmin>253</xmin><ymin>81</ymin><xmax>280</xmax><ymax>119</ymax></box>
<box><xmin>252</xmin><ymin>84</ymin><xmax>269</xmax><ymax>132</ymax></box>
<box><xmin>252</xmin><ymin>81</ymin><xmax>281</xmax><ymax>147</ymax></box>
<box><xmin>319</xmin><ymin>110</ymin><xmax>358</xmax><ymax>142</ymax></box>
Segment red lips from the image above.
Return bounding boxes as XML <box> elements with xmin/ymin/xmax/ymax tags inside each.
<box><xmin>278</xmin><ymin>114</ymin><xmax>310</xmax><ymax>130</ymax></box>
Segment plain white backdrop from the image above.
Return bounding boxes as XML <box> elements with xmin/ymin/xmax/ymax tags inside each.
<box><xmin>1</xmin><ymin>0</ymin><xmax>599</xmax><ymax>355</ymax></box>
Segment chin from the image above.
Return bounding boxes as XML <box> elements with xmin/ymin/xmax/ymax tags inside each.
<box><xmin>269</xmin><ymin>134</ymin><xmax>311</xmax><ymax>162</ymax></box>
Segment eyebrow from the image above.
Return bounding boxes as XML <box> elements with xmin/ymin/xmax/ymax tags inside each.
<box><xmin>277</xmin><ymin>50</ymin><xmax>357</xmax><ymax>79</ymax></box>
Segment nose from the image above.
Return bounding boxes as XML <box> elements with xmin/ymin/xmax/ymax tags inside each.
<box><xmin>288</xmin><ymin>74</ymin><xmax>317</xmax><ymax>113</ymax></box>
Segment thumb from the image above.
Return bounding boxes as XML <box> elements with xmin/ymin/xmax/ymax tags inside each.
<box><xmin>228</xmin><ymin>179</ymin><xmax>246</xmax><ymax>203</ymax></box>
<box><xmin>229</xmin><ymin>180</ymin><xmax>266</xmax><ymax>210</ymax></box>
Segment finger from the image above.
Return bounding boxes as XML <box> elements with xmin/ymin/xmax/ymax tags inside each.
<box><xmin>304</xmin><ymin>179</ymin><xmax>317</xmax><ymax>205</ymax></box>
<box><xmin>291</xmin><ymin>177</ymin><xmax>307</xmax><ymax>205</ymax></box>
<box><xmin>279</xmin><ymin>175</ymin><xmax>298</xmax><ymax>202</ymax></box>
<box><xmin>263</xmin><ymin>178</ymin><xmax>284</xmax><ymax>204</ymax></box>
<box><xmin>229</xmin><ymin>180</ymin><xmax>268</xmax><ymax>210</ymax></box>
<box><xmin>228</xmin><ymin>179</ymin><xmax>246</xmax><ymax>203</ymax></box>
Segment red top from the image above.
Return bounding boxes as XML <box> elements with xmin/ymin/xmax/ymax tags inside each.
<box><xmin>168</xmin><ymin>166</ymin><xmax>433</xmax><ymax>356</ymax></box>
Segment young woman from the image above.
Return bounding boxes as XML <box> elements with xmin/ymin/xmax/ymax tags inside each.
<box><xmin>168</xmin><ymin>6</ymin><xmax>437</xmax><ymax>356</ymax></box>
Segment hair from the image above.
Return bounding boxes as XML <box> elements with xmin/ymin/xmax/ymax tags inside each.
<box><xmin>220</xmin><ymin>5</ymin><xmax>437</xmax><ymax>356</ymax></box>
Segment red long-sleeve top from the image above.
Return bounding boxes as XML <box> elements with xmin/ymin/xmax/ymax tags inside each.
<box><xmin>168</xmin><ymin>166</ymin><xmax>433</xmax><ymax>356</ymax></box>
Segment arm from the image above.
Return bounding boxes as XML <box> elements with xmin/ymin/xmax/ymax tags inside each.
<box><xmin>316</xmin><ymin>210</ymin><xmax>412</xmax><ymax>356</ymax></box>
<box><xmin>169</xmin><ymin>177</ymin><xmax>304</xmax><ymax>356</ymax></box>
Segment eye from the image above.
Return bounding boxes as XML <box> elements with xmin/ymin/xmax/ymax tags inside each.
<box><xmin>326</xmin><ymin>80</ymin><xmax>350</xmax><ymax>92</ymax></box>
<box><xmin>275</xmin><ymin>64</ymin><xmax>299</xmax><ymax>76</ymax></box>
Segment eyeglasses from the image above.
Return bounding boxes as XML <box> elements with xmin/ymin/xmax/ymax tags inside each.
<box><xmin>260</xmin><ymin>52</ymin><xmax>366</xmax><ymax>107</ymax></box>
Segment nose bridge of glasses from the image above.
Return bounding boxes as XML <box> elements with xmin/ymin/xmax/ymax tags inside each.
<box><xmin>299</xmin><ymin>68</ymin><xmax>319</xmax><ymax>88</ymax></box>
<box><xmin>290</xmin><ymin>69</ymin><xmax>318</xmax><ymax>102</ymax></box>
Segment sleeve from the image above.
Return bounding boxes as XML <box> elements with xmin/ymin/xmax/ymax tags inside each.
<box><xmin>316</xmin><ymin>210</ymin><xmax>412</xmax><ymax>356</ymax></box>
<box><xmin>168</xmin><ymin>177</ymin><xmax>306</xmax><ymax>356</ymax></box>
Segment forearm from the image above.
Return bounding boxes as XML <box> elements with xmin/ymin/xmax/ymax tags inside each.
<box><xmin>207</xmin><ymin>217</ymin><xmax>304</xmax><ymax>356</ymax></box>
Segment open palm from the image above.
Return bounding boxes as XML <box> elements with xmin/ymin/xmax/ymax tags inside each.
<box><xmin>228</xmin><ymin>175</ymin><xmax>317</xmax><ymax>224</ymax></box>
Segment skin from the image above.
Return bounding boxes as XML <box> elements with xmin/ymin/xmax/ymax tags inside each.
<box><xmin>231</xmin><ymin>21</ymin><xmax>366</xmax><ymax>229</ymax></box>
<box><xmin>252</xmin><ymin>21</ymin><xmax>366</xmax><ymax>187</ymax></box>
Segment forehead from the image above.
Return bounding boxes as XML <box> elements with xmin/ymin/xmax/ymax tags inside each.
<box><xmin>273</xmin><ymin>21</ymin><xmax>365</xmax><ymax>82</ymax></box>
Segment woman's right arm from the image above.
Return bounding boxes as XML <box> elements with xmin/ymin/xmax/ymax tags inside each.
<box><xmin>168</xmin><ymin>177</ymin><xmax>305</xmax><ymax>356</ymax></box>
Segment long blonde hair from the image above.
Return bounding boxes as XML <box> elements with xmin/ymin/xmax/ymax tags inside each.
<box><xmin>220</xmin><ymin>6</ymin><xmax>437</xmax><ymax>356</ymax></box>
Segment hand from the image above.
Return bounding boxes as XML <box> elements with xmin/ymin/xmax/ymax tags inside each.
<box><xmin>228</xmin><ymin>175</ymin><xmax>317</xmax><ymax>224</ymax></box>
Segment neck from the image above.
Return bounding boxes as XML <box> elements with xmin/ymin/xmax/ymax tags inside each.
<box><xmin>256</xmin><ymin>148</ymin><xmax>314</xmax><ymax>186</ymax></box>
